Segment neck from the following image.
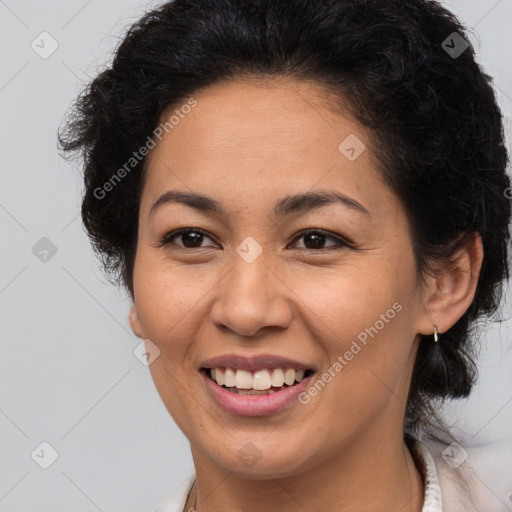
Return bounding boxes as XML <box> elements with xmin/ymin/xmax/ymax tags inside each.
<box><xmin>186</xmin><ymin>429</ymin><xmax>424</xmax><ymax>512</ymax></box>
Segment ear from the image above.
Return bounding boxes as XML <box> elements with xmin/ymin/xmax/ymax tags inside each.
<box><xmin>415</xmin><ymin>232</ymin><xmax>484</xmax><ymax>337</ymax></box>
<box><xmin>129</xmin><ymin>303</ymin><xmax>144</xmax><ymax>338</ymax></box>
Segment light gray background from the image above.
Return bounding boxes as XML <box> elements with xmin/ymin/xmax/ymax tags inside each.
<box><xmin>1</xmin><ymin>1</ymin><xmax>511</xmax><ymax>511</ymax></box>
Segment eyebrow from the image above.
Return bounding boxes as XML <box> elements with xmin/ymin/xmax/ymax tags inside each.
<box><xmin>148</xmin><ymin>189</ymin><xmax>371</xmax><ymax>220</ymax></box>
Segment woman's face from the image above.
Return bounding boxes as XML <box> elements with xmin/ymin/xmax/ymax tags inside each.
<box><xmin>129</xmin><ymin>77</ymin><xmax>432</xmax><ymax>478</ymax></box>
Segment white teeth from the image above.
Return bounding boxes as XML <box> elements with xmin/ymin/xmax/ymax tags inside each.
<box><xmin>284</xmin><ymin>368</ymin><xmax>296</xmax><ymax>385</ymax></box>
<box><xmin>253</xmin><ymin>369</ymin><xmax>272</xmax><ymax>390</ymax></box>
<box><xmin>209</xmin><ymin>367</ymin><xmax>308</xmax><ymax>390</ymax></box>
<box><xmin>224</xmin><ymin>368</ymin><xmax>236</xmax><ymax>387</ymax></box>
<box><xmin>235</xmin><ymin>369</ymin><xmax>253</xmax><ymax>389</ymax></box>
<box><xmin>270</xmin><ymin>368</ymin><xmax>285</xmax><ymax>387</ymax></box>
<box><xmin>212</xmin><ymin>368</ymin><xmax>224</xmax><ymax>386</ymax></box>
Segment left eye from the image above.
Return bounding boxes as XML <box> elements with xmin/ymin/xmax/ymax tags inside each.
<box><xmin>160</xmin><ymin>228</ymin><xmax>350</xmax><ymax>250</ymax></box>
<box><xmin>288</xmin><ymin>229</ymin><xmax>350</xmax><ymax>250</ymax></box>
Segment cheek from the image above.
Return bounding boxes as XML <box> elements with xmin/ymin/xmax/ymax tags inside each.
<box><xmin>295</xmin><ymin>256</ymin><xmax>414</xmax><ymax>342</ymax></box>
<box><xmin>133</xmin><ymin>247</ymin><xmax>208</xmax><ymax>328</ymax></box>
<box><xmin>133</xmin><ymin>260</ymin><xmax>209</xmax><ymax>430</ymax></box>
<box><xmin>295</xmin><ymin>257</ymin><xmax>418</xmax><ymax>401</ymax></box>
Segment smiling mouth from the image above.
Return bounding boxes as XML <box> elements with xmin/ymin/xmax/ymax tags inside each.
<box><xmin>200</xmin><ymin>367</ymin><xmax>315</xmax><ymax>395</ymax></box>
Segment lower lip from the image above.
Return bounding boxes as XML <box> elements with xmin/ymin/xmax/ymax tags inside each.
<box><xmin>201</xmin><ymin>370</ymin><xmax>314</xmax><ymax>416</ymax></box>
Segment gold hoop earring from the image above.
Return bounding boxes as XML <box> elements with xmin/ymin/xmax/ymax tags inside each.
<box><xmin>433</xmin><ymin>324</ymin><xmax>439</xmax><ymax>343</ymax></box>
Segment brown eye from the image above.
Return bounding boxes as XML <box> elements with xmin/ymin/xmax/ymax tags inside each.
<box><xmin>288</xmin><ymin>229</ymin><xmax>351</xmax><ymax>250</ymax></box>
<box><xmin>160</xmin><ymin>227</ymin><xmax>352</xmax><ymax>251</ymax></box>
<box><xmin>161</xmin><ymin>228</ymin><xmax>217</xmax><ymax>249</ymax></box>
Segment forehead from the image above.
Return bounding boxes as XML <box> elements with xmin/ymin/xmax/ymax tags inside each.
<box><xmin>154</xmin><ymin>76</ymin><xmax>354</xmax><ymax>152</ymax></box>
<box><xmin>140</xmin><ymin>76</ymin><xmax>389</xmax><ymax>219</ymax></box>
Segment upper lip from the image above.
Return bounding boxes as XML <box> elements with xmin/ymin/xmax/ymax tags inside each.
<box><xmin>200</xmin><ymin>354</ymin><xmax>316</xmax><ymax>373</ymax></box>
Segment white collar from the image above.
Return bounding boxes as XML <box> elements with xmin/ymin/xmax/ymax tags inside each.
<box><xmin>412</xmin><ymin>440</ymin><xmax>444</xmax><ymax>511</ymax></box>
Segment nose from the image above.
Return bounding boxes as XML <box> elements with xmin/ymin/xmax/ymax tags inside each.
<box><xmin>209</xmin><ymin>249</ymin><xmax>293</xmax><ymax>338</ymax></box>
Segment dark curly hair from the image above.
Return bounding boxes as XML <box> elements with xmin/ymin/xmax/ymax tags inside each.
<box><xmin>58</xmin><ymin>0</ymin><xmax>511</xmax><ymax>440</ymax></box>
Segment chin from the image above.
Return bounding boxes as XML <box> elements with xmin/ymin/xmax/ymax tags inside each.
<box><xmin>200</xmin><ymin>437</ymin><xmax>317</xmax><ymax>480</ymax></box>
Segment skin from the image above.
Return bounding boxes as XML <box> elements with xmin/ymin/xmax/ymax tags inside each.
<box><xmin>128</xmin><ymin>76</ymin><xmax>483</xmax><ymax>512</ymax></box>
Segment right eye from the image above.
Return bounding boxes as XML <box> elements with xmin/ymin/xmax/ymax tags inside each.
<box><xmin>159</xmin><ymin>228</ymin><xmax>219</xmax><ymax>249</ymax></box>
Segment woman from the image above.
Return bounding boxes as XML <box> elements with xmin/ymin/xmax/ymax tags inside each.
<box><xmin>58</xmin><ymin>0</ymin><xmax>511</xmax><ymax>510</ymax></box>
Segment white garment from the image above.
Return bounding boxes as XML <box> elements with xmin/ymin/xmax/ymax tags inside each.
<box><xmin>154</xmin><ymin>440</ymin><xmax>451</xmax><ymax>512</ymax></box>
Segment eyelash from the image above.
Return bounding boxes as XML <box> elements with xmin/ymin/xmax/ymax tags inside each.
<box><xmin>159</xmin><ymin>228</ymin><xmax>353</xmax><ymax>251</ymax></box>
